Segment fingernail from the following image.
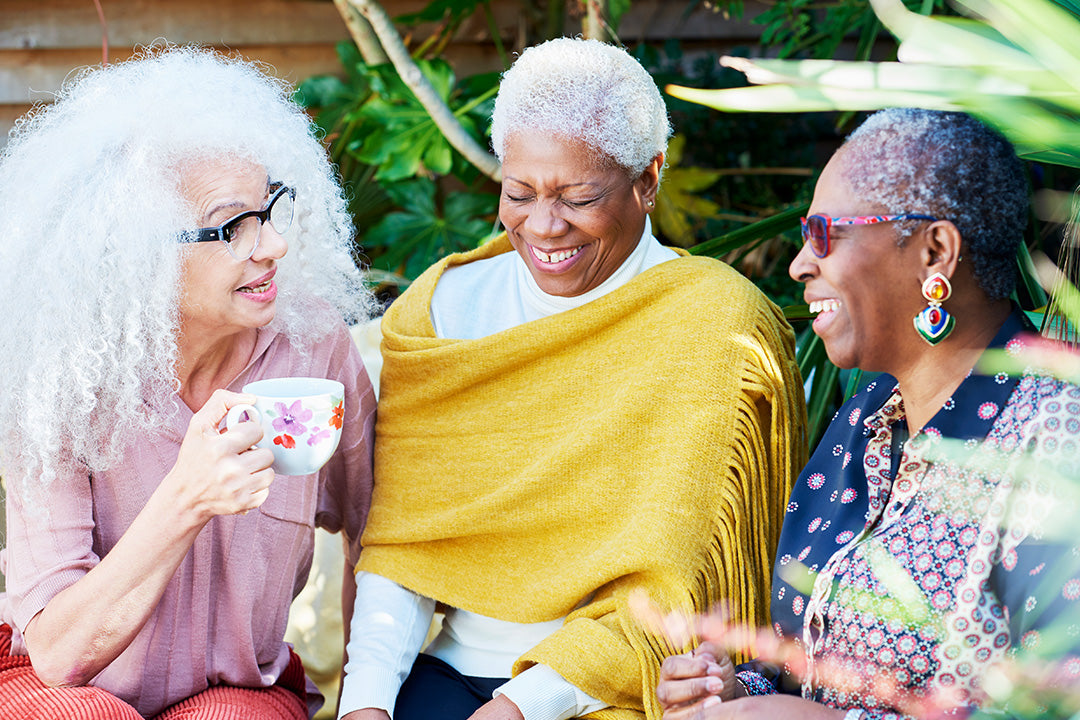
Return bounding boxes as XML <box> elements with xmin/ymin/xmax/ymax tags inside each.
<box><xmin>703</xmin><ymin>696</ymin><xmax>720</xmax><ymax>708</ymax></box>
<box><xmin>706</xmin><ymin>677</ymin><xmax>724</xmax><ymax>693</ymax></box>
<box><xmin>706</xmin><ymin>662</ymin><xmax>722</xmax><ymax>674</ymax></box>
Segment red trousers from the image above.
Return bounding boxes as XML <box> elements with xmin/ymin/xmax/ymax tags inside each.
<box><xmin>0</xmin><ymin>625</ymin><xmax>309</xmax><ymax>720</ymax></box>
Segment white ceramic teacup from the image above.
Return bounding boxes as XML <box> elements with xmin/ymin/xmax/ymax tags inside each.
<box><xmin>225</xmin><ymin>377</ymin><xmax>345</xmax><ymax>476</ymax></box>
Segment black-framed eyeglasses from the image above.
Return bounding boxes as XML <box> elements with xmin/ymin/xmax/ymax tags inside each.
<box><xmin>181</xmin><ymin>183</ymin><xmax>295</xmax><ymax>260</ymax></box>
<box><xmin>800</xmin><ymin>213</ymin><xmax>938</xmax><ymax>258</ymax></box>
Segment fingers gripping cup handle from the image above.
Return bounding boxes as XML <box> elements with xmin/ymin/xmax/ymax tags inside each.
<box><xmin>225</xmin><ymin>404</ymin><xmax>262</xmax><ymax>431</ymax></box>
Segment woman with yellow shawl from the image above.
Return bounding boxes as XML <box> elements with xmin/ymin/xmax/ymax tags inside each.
<box><xmin>338</xmin><ymin>37</ymin><xmax>806</xmax><ymax>720</ymax></box>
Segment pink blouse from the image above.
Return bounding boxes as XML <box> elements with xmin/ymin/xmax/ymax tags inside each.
<box><xmin>0</xmin><ymin>318</ymin><xmax>376</xmax><ymax>717</ymax></box>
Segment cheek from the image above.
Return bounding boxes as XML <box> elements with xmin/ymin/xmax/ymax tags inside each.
<box><xmin>568</xmin><ymin>208</ymin><xmax>613</xmax><ymax>243</ymax></box>
<box><xmin>498</xmin><ymin>200</ymin><xmax>524</xmax><ymax>229</ymax></box>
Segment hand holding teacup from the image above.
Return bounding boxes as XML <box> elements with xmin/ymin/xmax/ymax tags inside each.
<box><xmin>226</xmin><ymin>377</ymin><xmax>345</xmax><ymax>476</ymax></box>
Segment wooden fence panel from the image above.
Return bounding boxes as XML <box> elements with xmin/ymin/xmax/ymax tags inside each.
<box><xmin>0</xmin><ymin>0</ymin><xmax>762</xmax><ymax>145</ymax></box>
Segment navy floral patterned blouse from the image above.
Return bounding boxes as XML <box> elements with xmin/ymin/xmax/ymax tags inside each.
<box><xmin>738</xmin><ymin>309</ymin><xmax>1080</xmax><ymax>718</ymax></box>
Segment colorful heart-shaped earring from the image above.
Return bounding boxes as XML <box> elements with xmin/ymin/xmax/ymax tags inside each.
<box><xmin>913</xmin><ymin>272</ymin><xmax>955</xmax><ymax>345</ymax></box>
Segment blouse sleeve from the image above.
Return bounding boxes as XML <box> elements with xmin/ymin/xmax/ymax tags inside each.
<box><xmin>313</xmin><ymin>322</ymin><xmax>377</xmax><ymax>568</ymax></box>
<box><xmin>3</xmin><ymin>461</ymin><xmax>98</xmax><ymax>633</ymax></box>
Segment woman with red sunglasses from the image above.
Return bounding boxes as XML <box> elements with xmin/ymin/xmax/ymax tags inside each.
<box><xmin>657</xmin><ymin>108</ymin><xmax>1080</xmax><ymax>719</ymax></box>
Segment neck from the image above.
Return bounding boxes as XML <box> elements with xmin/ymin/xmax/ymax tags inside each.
<box><xmin>176</xmin><ymin>324</ymin><xmax>258</xmax><ymax>411</ymax></box>
<box><xmin>894</xmin><ymin>298</ymin><xmax>1011</xmax><ymax>435</ymax></box>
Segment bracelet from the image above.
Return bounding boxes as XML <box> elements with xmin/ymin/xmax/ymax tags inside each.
<box><xmin>733</xmin><ymin>670</ymin><xmax>774</xmax><ymax>696</ymax></box>
<box><xmin>843</xmin><ymin>709</ymin><xmax>866</xmax><ymax>720</ymax></box>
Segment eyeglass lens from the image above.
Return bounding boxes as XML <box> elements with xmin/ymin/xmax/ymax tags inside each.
<box><xmin>224</xmin><ymin>189</ymin><xmax>295</xmax><ymax>260</ymax></box>
<box><xmin>802</xmin><ymin>215</ymin><xmax>828</xmax><ymax>258</ymax></box>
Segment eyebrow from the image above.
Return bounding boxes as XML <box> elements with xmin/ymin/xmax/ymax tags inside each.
<box><xmin>504</xmin><ymin>177</ymin><xmax>602</xmax><ymax>191</ymax></box>
<box><xmin>203</xmin><ymin>178</ymin><xmax>272</xmax><ymax>224</ymax></box>
<box><xmin>204</xmin><ymin>200</ymin><xmax>247</xmax><ymax>223</ymax></box>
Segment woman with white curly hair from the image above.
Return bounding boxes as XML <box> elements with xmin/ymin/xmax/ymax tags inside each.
<box><xmin>0</xmin><ymin>47</ymin><xmax>377</xmax><ymax>719</ymax></box>
<box><xmin>337</xmin><ymin>37</ymin><xmax>805</xmax><ymax>720</ymax></box>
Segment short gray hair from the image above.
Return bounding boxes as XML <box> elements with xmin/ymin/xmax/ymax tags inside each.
<box><xmin>840</xmin><ymin>108</ymin><xmax>1028</xmax><ymax>300</ymax></box>
<box><xmin>490</xmin><ymin>37</ymin><xmax>671</xmax><ymax>176</ymax></box>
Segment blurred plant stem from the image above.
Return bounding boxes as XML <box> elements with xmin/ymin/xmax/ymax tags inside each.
<box><xmin>332</xmin><ymin>0</ymin><xmax>388</xmax><ymax>64</ymax></box>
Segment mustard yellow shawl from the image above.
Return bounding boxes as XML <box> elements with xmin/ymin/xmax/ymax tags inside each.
<box><xmin>360</xmin><ymin>236</ymin><xmax>807</xmax><ymax>718</ymax></box>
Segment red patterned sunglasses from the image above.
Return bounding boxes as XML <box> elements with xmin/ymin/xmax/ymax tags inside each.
<box><xmin>800</xmin><ymin>213</ymin><xmax>938</xmax><ymax>258</ymax></box>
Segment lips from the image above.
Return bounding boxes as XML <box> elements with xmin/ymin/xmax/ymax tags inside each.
<box><xmin>237</xmin><ymin>268</ymin><xmax>276</xmax><ymax>294</ymax></box>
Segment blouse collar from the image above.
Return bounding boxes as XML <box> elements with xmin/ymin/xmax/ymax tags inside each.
<box><xmin>864</xmin><ymin>305</ymin><xmax>1034</xmax><ymax>449</ymax></box>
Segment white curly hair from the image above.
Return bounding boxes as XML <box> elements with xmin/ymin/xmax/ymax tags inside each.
<box><xmin>490</xmin><ymin>37</ymin><xmax>671</xmax><ymax>176</ymax></box>
<box><xmin>0</xmin><ymin>45</ymin><xmax>375</xmax><ymax>493</ymax></box>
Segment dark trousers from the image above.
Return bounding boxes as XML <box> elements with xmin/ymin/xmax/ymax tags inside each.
<box><xmin>394</xmin><ymin>653</ymin><xmax>509</xmax><ymax>720</ymax></box>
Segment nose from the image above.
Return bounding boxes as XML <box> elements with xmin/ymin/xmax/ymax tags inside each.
<box><xmin>788</xmin><ymin>239</ymin><xmax>818</xmax><ymax>283</ymax></box>
<box><xmin>521</xmin><ymin>198</ymin><xmax>569</xmax><ymax>239</ymax></box>
<box><xmin>252</xmin><ymin>221</ymin><xmax>288</xmax><ymax>262</ymax></box>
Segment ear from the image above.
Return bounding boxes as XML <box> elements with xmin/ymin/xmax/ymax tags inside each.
<box><xmin>636</xmin><ymin>152</ymin><xmax>664</xmax><ymax>207</ymax></box>
<box><xmin>920</xmin><ymin>219</ymin><xmax>963</xmax><ymax>280</ymax></box>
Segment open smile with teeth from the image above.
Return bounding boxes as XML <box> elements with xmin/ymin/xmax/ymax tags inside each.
<box><xmin>238</xmin><ymin>279</ymin><xmax>273</xmax><ymax>294</ymax></box>
<box><xmin>531</xmin><ymin>245</ymin><xmax>583</xmax><ymax>264</ymax></box>
<box><xmin>809</xmin><ymin>299</ymin><xmax>841</xmax><ymax>314</ymax></box>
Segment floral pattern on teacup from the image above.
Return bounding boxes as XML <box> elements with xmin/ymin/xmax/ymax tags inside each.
<box><xmin>307</xmin><ymin>426</ymin><xmax>332</xmax><ymax>446</ymax></box>
<box><xmin>271</xmin><ymin>400</ymin><xmax>312</xmax><ymax>437</ymax></box>
<box><xmin>263</xmin><ymin>396</ymin><xmax>342</xmax><ymax>450</ymax></box>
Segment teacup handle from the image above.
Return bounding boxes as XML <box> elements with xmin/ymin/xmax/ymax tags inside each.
<box><xmin>225</xmin><ymin>404</ymin><xmax>261</xmax><ymax>431</ymax></box>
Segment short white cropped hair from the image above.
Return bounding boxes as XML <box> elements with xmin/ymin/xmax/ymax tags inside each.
<box><xmin>0</xmin><ymin>45</ymin><xmax>375</xmax><ymax>493</ymax></box>
<box><xmin>490</xmin><ymin>37</ymin><xmax>671</xmax><ymax>176</ymax></box>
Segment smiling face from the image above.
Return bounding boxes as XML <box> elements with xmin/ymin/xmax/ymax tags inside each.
<box><xmin>788</xmin><ymin>150</ymin><xmax>927</xmax><ymax>373</ymax></box>
<box><xmin>499</xmin><ymin>129</ymin><xmax>660</xmax><ymax>297</ymax></box>
<box><xmin>178</xmin><ymin>157</ymin><xmax>288</xmax><ymax>342</ymax></box>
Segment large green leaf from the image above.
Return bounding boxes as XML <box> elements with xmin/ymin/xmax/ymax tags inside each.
<box><xmin>718</xmin><ymin>58</ymin><xmax>1067</xmax><ymax>99</ymax></box>
<box><xmin>690</xmin><ymin>203</ymin><xmax>809</xmax><ymax>257</ymax></box>
<box><xmin>955</xmin><ymin>0</ymin><xmax>1080</xmax><ymax>94</ymax></box>
<box><xmin>364</xmin><ymin>179</ymin><xmax>497</xmax><ymax>281</ymax></box>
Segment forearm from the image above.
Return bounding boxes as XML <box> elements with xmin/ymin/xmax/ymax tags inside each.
<box><xmin>24</xmin><ymin>477</ymin><xmax>208</xmax><ymax>686</ymax></box>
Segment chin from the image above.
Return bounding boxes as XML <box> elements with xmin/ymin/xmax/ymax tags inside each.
<box><xmin>528</xmin><ymin>272</ymin><xmax>582</xmax><ymax>298</ymax></box>
<box><xmin>822</xmin><ymin>346</ymin><xmax>859</xmax><ymax>371</ymax></box>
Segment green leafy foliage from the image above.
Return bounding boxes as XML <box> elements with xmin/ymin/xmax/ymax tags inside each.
<box><xmin>668</xmin><ymin>0</ymin><xmax>1080</xmax><ymax>424</ymax></box>
<box><xmin>704</xmin><ymin>0</ymin><xmax>953</xmax><ymax>60</ymax></box>
<box><xmin>635</xmin><ymin>41</ymin><xmax>828</xmax><ymax>312</ymax></box>
<box><xmin>653</xmin><ymin>135</ymin><xmax>723</xmax><ymax>247</ymax></box>
<box><xmin>395</xmin><ymin>0</ymin><xmax>485</xmax><ymax>25</ymax></box>
<box><xmin>364</xmin><ymin>179</ymin><xmax>498</xmax><ymax>280</ymax></box>
<box><xmin>607</xmin><ymin>0</ymin><xmax>633</xmax><ymax>30</ymax></box>
<box><xmin>296</xmin><ymin>40</ymin><xmax>500</xmax><ymax>288</ymax></box>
